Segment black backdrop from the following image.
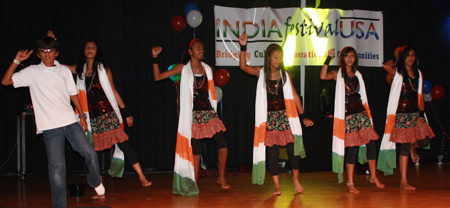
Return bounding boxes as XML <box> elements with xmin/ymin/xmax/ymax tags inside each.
<box><xmin>1</xmin><ymin>0</ymin><xmax>449</xmax><ymax>174</ymax></box>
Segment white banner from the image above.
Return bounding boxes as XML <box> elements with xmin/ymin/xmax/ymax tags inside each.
<box><xmin>214</xmin><ymin>6</ymin><xmax>383</xmax><ymax>67</ymax></box>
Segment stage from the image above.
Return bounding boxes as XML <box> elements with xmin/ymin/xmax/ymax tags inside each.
<box><xmin>1</xmin><ymin>163</ymin><xmax>450</xmax><ymax>207</ymax></box>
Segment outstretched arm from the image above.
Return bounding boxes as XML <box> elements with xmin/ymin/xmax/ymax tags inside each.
<box><xmin>289</xmin><ymin>74</ymin><xmax>314</xmax><ymax>127</ymax></box>
<box><xmin>384</xmin><ymin>59</ymin><xmax>397</xmax><ymax>79</ymax></box>
<box><xmin>152</xmin><ymin>46</ymin><xmax>183</xmax><ymax>81</ymax></box>
<box><xmin>238</xmin><ymin>34</ymin><xmax>262</xmax><ymax>77</ymax></box>
<box><xmin>319</xmin><ymin>49</ymin><xmax>338</xmax><ymax>81</ymax></box>
<box><xmin>2</xmin><ymin>50</ymin><xmax>33</xmax><ymax>86</ymax></box>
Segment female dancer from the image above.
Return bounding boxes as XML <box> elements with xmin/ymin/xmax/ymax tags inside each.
<box><xmin>238</xmin><ymin>34</ymin><xmax>313</xmax><ymax>195</ymax></box>
<box><xmin>67</xmin><ymin>41</ymin><xmax>151</xmax><ymax>189</ymax></box>
<box><xmin>320</xmin><ymin>47</ymin><xmax>384</xmax><ymax>194</ymax></box>
<box><xmin>152</xmin><ymin>39</ymin><xmax>230</xmax><ymax>196</ymax></box>
<box><xmin>379</xmin><ymin>45</ymin><xmax>434</xmax><ymax>190</ymax></box>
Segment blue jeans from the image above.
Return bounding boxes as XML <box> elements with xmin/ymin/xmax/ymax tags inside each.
<box><xmin>43</xmin><ymin>122</ymin><xmax>101</xmax><ymax>207</ymax></box>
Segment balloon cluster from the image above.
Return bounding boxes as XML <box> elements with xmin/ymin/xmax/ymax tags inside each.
<box><xmin>214</xmin><ymin>69</ymin><xmax>230</xmax><ymax>102</ymax></box>
<box><xmin>170</xmin><ymin>2</ymin><xmax>203</xmax><ymax>32</ymax></box>
<box><xmin>423</xmin><ymin>79</ymin><xmax>444</xmax><ymax>102</ymax></box>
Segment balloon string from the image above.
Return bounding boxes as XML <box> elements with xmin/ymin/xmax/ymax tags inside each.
<box><xmin>429</xmin><ymin>101</ymin><xmax>450</xmax><ymax>140</ymax></box>
<box><xmin>193</xmin><ymin>28</ymin><xmax>196</xmax><ymax>38</ymax></box>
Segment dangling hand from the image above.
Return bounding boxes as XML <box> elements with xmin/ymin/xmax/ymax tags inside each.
<box><xmin>302</xmin><ymin>118</ymin><xmax>314</xmax><ymax>127</ymax></box>
<box><xmin>126</xmin><ymin>116</ymin><xmax>134</xmax><ymax>127</ymax></box>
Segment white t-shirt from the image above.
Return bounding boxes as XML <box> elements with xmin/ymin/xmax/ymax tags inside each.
<box><xmin>12</xmin><ymin>61</ymin><xmax>78</xmax><ymax>133</ymax></box>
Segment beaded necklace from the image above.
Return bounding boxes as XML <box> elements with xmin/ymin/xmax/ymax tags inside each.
<box><xmin>345</xmin><ymin>76</ymin><xmax>359</xmax><ymax>95</ymax></box>
<box><xmin>268</xmin><ymin>70</ymin><xmax>283</xmax><ymax>95</ymax></box>
<box><xmin>191</xmin><ymin>63</ymin><xmax>205</xmax><ymax>89</ymax></box>
<box><xmin>86</xmin><ymin>69</ymin><xmax>96</xmax><ymax>92</ymax></box>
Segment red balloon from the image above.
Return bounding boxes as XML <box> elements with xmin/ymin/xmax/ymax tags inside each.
<box><xmin>171</xmin><ymin>16</ymin><xmax>186</xmax><ymax>32</ymax></box>
<box><xmin>214</xmin><ymin>69</ymin><xmax>230</xmax><ymax>87</ymax></box>
<box><xmin>430</xmin><ymin>85</ymin><xmax>445</xmax><ymax>100</ymax></box>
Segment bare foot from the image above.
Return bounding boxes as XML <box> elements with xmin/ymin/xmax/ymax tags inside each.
<box><xmin>369</xmin><ymin>177</ymin><xmax>385</xmax><ymax>189</ymax></box>
<box><xmin>217</xmin><ymin>178</ymin><xmax>231</xmax><ymax>190</ymax></box>
<box><xmin>410</xmin><ymin>146</ymin><xmax>418</xmax><ymax>163</ymax></box>
<box><xmin>92</xmin><ymin>194</ymin><xmax>105</xmax><ymax>200</ymax></box>
<box><xmin>273</xmin><ymin>186</ymin><xmax>281</xmax><ymax>195</ymax></box>
<box><xmin>400</xmin><ymin>183</ymin><xmax>416</xmax><ymax>190</ymax></box>
<box><xmin>347</xmin><ymin>183</ymin><xmax>360</xmax><ymax>194</ymax></box>
<box><xmin>140</xmin><ymin>177</ymin><xmax>152</xmax><ymax>187</ymax></box>
<box><xmin>293</xmin><ymin>180</ymin><xmax>304</xmax><ymax>193</ymax></box>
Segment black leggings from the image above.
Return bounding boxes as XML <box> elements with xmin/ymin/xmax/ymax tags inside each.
<box><xmin>345</xmin><ymin>140</ymin><xmax>377</xmax><ymax>164</ymax></box>
<box><xmin>399</xmin><ymin>137</ymin><xmax>430</xmax><ymax>156</ymax></box>
<box><xmin>97</xmin><ymin>141</ymin><xmax>139</xmax><ymax>167</ymax></box>
<box><xmin>267</xmin><ymin>143</ymin><xmax>300</xmax><ymax>175</ymax></box>
<box><xmin>191</xmin><ymin>131</ymin><xmax>227</xmax><ymax>155</ymax></box>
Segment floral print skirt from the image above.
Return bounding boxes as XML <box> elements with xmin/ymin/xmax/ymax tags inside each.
<box><xmin>90</xmin><ymin>111</ymin><xmax>128</xmax><ymax>151</ymax></box>
<box><xmin>265</xmin><ymin>110</ymin><xmax>294</xmax><ymax>147</ymax></box>
<box><xmin>191</xmin><ymin>110</ymin><xmax>227</xmax><ymax>139</ymax></box>
<box><xmin>344</xmin><ymin>111</ymin><xmax>379</xmax><ymax>147</ymax></box>
<box><xmin>390</xmin><ymin>112</ymin><xmax>435</xmax><ymax>143</ymax></box>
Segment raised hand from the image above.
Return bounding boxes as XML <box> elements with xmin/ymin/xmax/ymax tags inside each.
<box><xmin>47</xmin><ymin>30</ymin><xmax>56</xmax><ymax>40</ymax></box>
<box><xmin>238</xmin><ymin>33</ymin><xmax>248</xmax><ymax>46</ymax></box>
<box><xmin>152</xmin><ymin>46</ymin><xmax>162</xmax><ymax>58</ymax></box>
<box><xmin>15</xmin><ymin>50</ymin><xmax>33</xmax><ymax>62</ymax></box>
<box><xmin>328</xmin><ymin>49</ymin><xmax>335</xmax><ymax>57</ymax></box>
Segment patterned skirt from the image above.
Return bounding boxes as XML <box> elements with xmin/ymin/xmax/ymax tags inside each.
<box><xmin>390</xmin><ymin>112</ymin><xmax>435</xmax><ymax>143</ymax></box>
<box><xmin>191</xmin><ymin>110</ymin><xmax>227</xmax><ymax>139</ymax></box>
<box><xmin>91</xmin><ymin>111</ymin><xmax>128</xmax><ymax>151</ymax></box>
<box><xmin>344</xmin><ymin>111</ymin><xmax>379</xmax><ymax>147</ymax></box>
<box><xmin>265</xmin><ymin>110</ymin><xmax>294</xmax><ymax>147</ymax></box>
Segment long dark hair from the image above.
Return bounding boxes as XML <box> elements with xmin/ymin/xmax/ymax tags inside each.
<box><xmin>182</xmin><ymin>39</ymin><xmax>203</xmax><ymax>65</ymax></box>
<box><xmin>263</xmin><ymin>44</ymin><xmax>286</xmax><ymax>88</ymax></box>
<box><xmin>396</xmin><ymin>45</ymin><xmax>418</xmax><ymax>79</ymax></box>
<box><xmin>339</xmin><ymin>47</ymin><xmax>358</xmax><ymax>84</ymax></box>
<box><xmin>76</xmin><ymin>40</ymin><xmax>106</xmax><ymax>79</ymax></box>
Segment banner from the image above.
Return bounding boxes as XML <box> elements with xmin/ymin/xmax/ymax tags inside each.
<box><xmin>214</xmin><ymin>6</ymin><xmax>383</xmax><ymax>67</ymax></box>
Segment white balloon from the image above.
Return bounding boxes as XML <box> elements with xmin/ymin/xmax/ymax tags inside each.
<box><xmin>186</xmin><ymin>10</ymin><xmax>202</xmax><ymax>28</ymax></box>
<box><xmin>215</xmin><ymin>86</ymin><xmax>223</xmax><ymax>102</ymax></box>
<box><xmin>424</xmin><ymin>93</ymin><xmax>432</xmax><ymax>102</ymax></box>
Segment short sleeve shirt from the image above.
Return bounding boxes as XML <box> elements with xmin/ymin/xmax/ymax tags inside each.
<box><xmin>12</xmin><ymin>61</ymin><xmax>78</xmax><ymax>132</ymax></box>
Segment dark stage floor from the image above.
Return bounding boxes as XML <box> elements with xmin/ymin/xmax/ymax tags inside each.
<box><xmin>1</xmin><ymin>163</ymin><xmax>450</xmax><ymax>207</ymax></box>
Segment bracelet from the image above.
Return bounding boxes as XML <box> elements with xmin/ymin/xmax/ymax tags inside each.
<box><xmin>419</xmin><ymin>110</ymin><xmax>425</xmax><ymax>118</ymax></box>
<box><xmin>152</xmin><ymin>56</ymin><xmax>159</xmax><ymax>64</ymax></box>
<box><xmin>324</xmin><ymin>56</ymin><xmax>332</xmax><ymax>66</ymax></box>
<box><xmin>13</xmin><ymin>59</ymin><xmax>20</xmax><ymax>65</ymax></box>
<box><xmin>120</xmin><ymin>107</ymin><xmax>132</xmax><ymax>118</ymax></box>
<box><xmin>299</xmin><ymin>113</ymin><xmax>306</xmax><ymax>121</ymax></box>
<box><xmin>78</xmin><ymin>113</ymin><xmax>87</xmax><ymax>118</ymax></box>
<box><xmin>240</xmin><ymin>44</ymin><xmax>247</xmax><ymax>51</ymax></box>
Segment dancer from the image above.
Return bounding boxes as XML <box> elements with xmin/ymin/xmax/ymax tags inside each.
<box><xmin>320</xmin><ymin>47</ymin><xmax>384</xmax><ymax>194</ymax></box>
<box><xmin>239</xmin><ymin>34</ymin><xmax>314</xmax><ymax>195</ymax></box>
<box><xmin>378</xmin><ymin>45</ymin><xmax>435</xmax><ymax>190</ymax></box>
<box><xmin>2</xmin><ymin>36</ymin><xmax>105</xmax><ymax>207</ymax></box>
<box><xmin>65</xmin><ymin>40</ymin><xmax>151</xmax><ymax>188</ymax></box>
<box><xmin>152</xmin><ymin>39</ymin><xmax>230</xmax><ymax>196</ymax></box>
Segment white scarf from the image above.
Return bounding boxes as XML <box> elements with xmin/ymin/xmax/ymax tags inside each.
<box><xmin>76</xmin><ymin>63</ymin><xmax>125</xmax><ymax>177</ymax></box>
<box><xmin>252</xmin><ymin>69</ymin><xmax>304</xmax><ymax>185</ymax></box>
<box><xmin>377</xmin><ymin>70</ymin><xmax>425</xmax><ymax>175</ymax></box>
<box><xmin>173</xmin><ymin>61</ymin><xmax>216</xmax><ymax>196</ymax></box>
<box><xmin>332</xmin><ymin>69</ymin><xmax>373</xmax><ymax>183</ymax></box>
